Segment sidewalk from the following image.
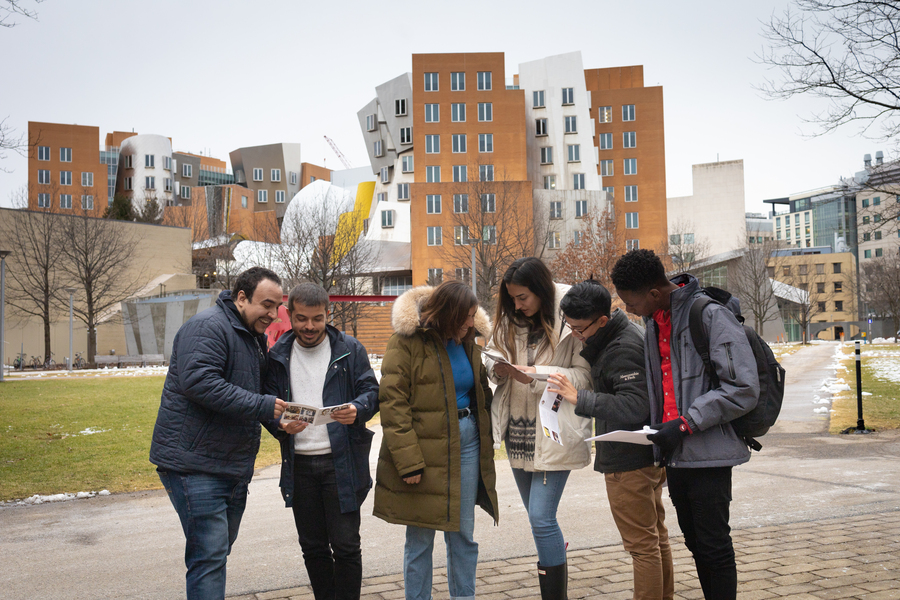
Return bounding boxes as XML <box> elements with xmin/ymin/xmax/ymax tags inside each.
<box><xmin>233</xmin><ymin>509</ymin><xmax>900</xmax><ymax>599</ymax></box>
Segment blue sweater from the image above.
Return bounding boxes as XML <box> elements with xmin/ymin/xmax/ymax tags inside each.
<box><xmin>447</xmin><ymin>339</ymin><xmax>474</xmax><ymax>409</ymax></box>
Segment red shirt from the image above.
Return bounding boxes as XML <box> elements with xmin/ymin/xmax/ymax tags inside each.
<box><xmin>653</xmin><ymin>308</ymin><xmax>680</xmax><ymax>423</ymax></box>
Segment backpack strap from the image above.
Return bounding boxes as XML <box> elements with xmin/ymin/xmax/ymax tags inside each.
<box><xmin>689</xmin><ymin>296</ymin><xmax>719</xmax><ymax>389</ymax></box>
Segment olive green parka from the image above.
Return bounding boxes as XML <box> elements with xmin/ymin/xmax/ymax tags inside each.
<box><xmin>373</xmin><ymin>286</ymin><xmax>499</xmax><ymax>531</ymax></box>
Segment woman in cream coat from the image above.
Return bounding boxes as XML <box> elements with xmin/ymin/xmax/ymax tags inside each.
<box><xmin>484</xmin><ymin>257</ymin><xmax>591</xmax><ymax>600</ymax></box>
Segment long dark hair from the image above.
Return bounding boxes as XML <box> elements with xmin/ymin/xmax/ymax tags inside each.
<box><xmin>420</xmin><ymin>281</ymin><xmax>478</xmax><ymax>343</ymax></box>
<box><xmin>492</xmin><ymin>257</ymin><xmax>557</xmax><ymax>363</ymax></box>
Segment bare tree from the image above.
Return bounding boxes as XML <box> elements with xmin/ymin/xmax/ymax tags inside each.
<box><xmin>1</xmin><ymin>0</ymin><xmax>43</xmax><ymax>27</ymax></box>
<box><xmin>440</xmin><ymin>163</ymin><xmax>537</xmax><ymax>312</ymax></box>
<box><xmin>757</xmin><ymin>0</ymin><xmax>900</xmax><ymax>141</ymax></box>
<box><xmin>550</xmin><ymin>204</ymin><xmax>622</xmax><ymax>290</ymax></box>
<box><xmin>0</xmin><ymin>186</ymin><xmax>65</xmax><ymax>360</ymax></box>
<box><xmin>772</xmin><ymin>257</ymin><xmax>847</xmax><ymax>343</ymax></box>
<box><xmin>662</xmin><ymin>218</ymin><xmax>711</xmax><ymax>274</ymax></box>
<box><xmin>728</xmin><ymin>238</ymin><xmax>788</xmax><ymax>336</ymax></box>
<box><xmin>1</xmin><ymin>1</ymin><xmax>44</xmax><ymax>169</ymax></box>
<box><xmin>861</xmin><ymin>254</ymin><xmax>900</xmax><ymax>334</ymax></box>
<box><xmin>57</xmin><ymin>207</ymin><xmax>146</xmax><ymax>362</ymax></box>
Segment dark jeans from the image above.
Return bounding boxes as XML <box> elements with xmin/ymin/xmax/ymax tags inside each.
<box><xmin>665</xmin><ymin>466</ymin><xmax>736</xmax><ymax>600</ymax></box>
<box><xmin>292</xmin><ymin>453</ymin><xmax>362</xmax><ymax>600</ymax></box>
<box><xmin>158</xmin><ymin>470</ymin><xmax>249</xmax><ymax>600</ymax></box>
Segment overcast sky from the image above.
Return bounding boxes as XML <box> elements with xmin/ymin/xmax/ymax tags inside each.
<box><xmin>0</xmin><ymin>0</ymin><xmax>885</xmax><ymax>213</ymax></box>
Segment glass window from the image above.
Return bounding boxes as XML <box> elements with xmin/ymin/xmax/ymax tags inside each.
<box><xmin>874</xmin><ymin>196</ymin><xmax>881</xmax><ymax>205</ymax></box>
<box><xmin>381</xmin><ymin>166</ymin><xmax>390</xmax><ymax>183</ymax></box>
<box><xmin>626</xmin><ymin>212</ymin><xmax>639</xmax><ymax>229</ymax></box>
<box><xmin>185</xmin><ymin>164</ymin><xmax>194</xmax><ymax>178</ymax></box>
<box><xmin>453</xmin><ymin>165</ymin><xmax>467</xmax><ymax>182</ymax></box>
<box><xmin>598</xmin><ymin>106</ymin><xmax>612</xmax><ymax>123</ymax></box>
<box><xmin>425</xmin><ymin>135</ymin><xmax>440</xmax><ymax>154</ymax></box>
<box><xmin>876</xmin><ymin>247</ymin><xmax>883</xmax><ymax>257</ymax></box>
<box><xmin>402</xmin><ymin>156</ymin><xmax>414</xmax><ymax>172</ymax></box>
<box><xmin>479</xmin><ymin>165</ymin><xmax>494</xmax><ymax>181</ymax></box>
<box><xmin>624</xmin><ymin>158</ymin><xmax>637</xmax><ymax>175</ymax></box>
<box><xmin>833</xmin><ymin>263</ymin><xmax>841</xmax><ymax>274</ymax></box>
<box><xmin>397</xmin><ymin>183</ymin><xmax>410</xmax><ymax>200</ymax></box>
<box><xmin>257</xmin><ymin>189</ymin><xmax>266</xmax><ymax>203</ymax></box>
<box><xmin>145</xmin><ymin>176</ymin><xmax>155</xmax><ymax>190</ymax></box>
<box><xmin>38</xmin><ymin>146</ymin><xmax>50</xmax><ymax>161</ymax></box>
<box><xmin>567</xmin><ymin>145</ymin><xmax>580</xmax><ymax>162</ymax></box>
<box><xmin>562</xmin><ymin>87</ymin><xmax>574</xmax><ymax>105</ymax></box>
<box><xmin>145</xmin><ymin>154</ymin><xmax>155</xmax><ymax>168</ymax></box>
<box><xmin>164</xmin><ymin>156</ymin><xmax>172</xmax><ymax>170</ymax></box>
<box><xmin>241</xmin><ymin>195</ymin><xmax>248</xmax><ymax>208</ymax></box>
<box><xmin>550</xmin><ymin>201</ymin><xmax>562</xmax><ymax>219</ymax></box>
<box><xmin>377</xmin><ymin>192</ymin><xmax>387</xmax><ymax>204</ymax></box>
<box><xmin>454</xmin><ymin>194</ymin><xmax>468</xmax><ymax>213</ymax></box>
<box><xmin>426</xmin><ymin>166</ymin><xmax>440</xmax><ymax>183</ymax></box>
<box><xmin>479</xmin><ymin>134</ymin><xmax>493</xmax><ymax>153</ymax></box>
<box><xmin>38</xmin><ymin>193</ymin><xmax>50</xmax><ymax>207</ymax></box>
<box><xmin>424</xmin><ymin>73</ymin><xmax>438</xmax><ymax>92</ymax></box>
<box><xmin>481</xmin><ymin>193</ymin><xmax>495</xmax><ymax>213</ymax></box>
<box><xmin>536</xmin><ymin>118</ymin><xmax>548</xmax><ymax>136</ymax></box>
<box><xmin>478</xmin><ymin>102</ymin><xmax>492</xmax><ymax>122</ymax></box>
<box><xmin>428</xmin><ymin>268</ymin><xmax>443</xmax><ymax>284</ymax></box>
<box><xmin>275</xmin><ymin>190</ymin><xmax>285</xmax><ymax>203</ymax></box>
<box><xmin>483</xmin><ymin>225</ymin><xmax>497</xmax><ymax>244</ymax></box>
<box><xmin>543</xmin><ymin>175</ymin><xmax>556</xmax><ymax>190</ymax></box>
<box><xmin>625</xmin><ymin>185</ymin><xmax>638</xmax><ymax>202</ymax></box>
<box><xmin>599</xmin><ymin>133</ymin><xmax>612</xmax><ymax>149</ymax></box>
<box><xmin>540</xmin><ymin>147</ymin><xmax>553</xmax><ymax>164</ymax></box>
<box><xmin>455</xmin><ymin>225</ymin><xmax>470</xmax><ymax>245</ymax></box>
<box><xmin>477</xmin><ymin>71</ymin><xmax>492</xmax><ymax>90</ymax></box>
<box><xmin>124</xmin><ymin>177</ymin><xmax>133</xmax><ymax>191</ymax></box>
<box><xmin>38</xmin><ymin>169</ymin><xmax>50</xmax><ymax>184</ymax></box>
<box><xmin>864</xmin><ymin>249</ymin><xmax>872</xmax><ymax>258</ymax></box>
<box><xmin>60</xmin><ymin>171</ymin><xmax>72</xmax><ymax>186</ymax></box>
<box><xmin>395</xmin><ymin>98</ymin><xmax>408</xmax><ymax>115</ymax></box>
<box><xmin>575</xmin><ymin>200</ymin><xmax>588</xmax><ymax>217</ymax></box>
<box><xmin>452</xmin><ymin>103</ymin><xmax>466</xmax><ymax>122</ymax></box>
<box><xmin>452</xmin><ymin>134</ymin><xmax>466</xmax><ymax>154</ymax></box>
<box><xmin>622</xmin><ymin>104</ymin><xmax>635</xmax><ymax>121</ymax></box>
<box><xmin>572</xmin><ymin>231</ymin><xmax>582</xmax><ymax>246</ymax></box>
<box><xmin>548</xmin><ymin>231</ymin><xmax>561</xmax><ymax>249</ymax></box>
<box><xmin>271</xmin><ymin>168</ymin><xmax>281</xmax><ymax>182</ymax></box>
<box><xmin>425</xmin><ymin>103</ymin><xmax>439</xmax><ymax>122</ymax></box>
<box><xmin>602</xmin><ymin>186</ymin><xmax>614</xmax><ymax>197</ymax></box>
<box><xmin>600</xmin><ymin>160</ymin><xmax>614</xmax><ymax>177</ymax></box>
<box><xmin>366</xmin><ymin>114</ymin><xmax>376</xmax><ymax>131</ymax></box>
<box><xmin>573</xmin><ymin>174</ymin><xmax>585</xmax><ymax>190</ymax></box>
<box><xmin>60</xmin><ymin>194</ymin><xmax>72</xmax><ymax>209</ymax></box>
<box><xmin>381</xmin><ymin>210</ymin><xmax>395</xmax><ymax>228</ymax></box>
<box><xmin>60</xmin><ymin>147</ymin><xmax>72</xmax><ymax>162</ymax></box>
<box><xmin>533</xmin><ymin>90</ymin><xmax>545</xmax><ymax>108</ymax></box>
<box><xmin>565</xmin><ymin>116</ymin><xmax>577</xmax><ymax>133</ymax></box>
<box><xmin>626</xmin><ymin>239</ymin><xmax>640</xmax><ymax>251</ymax></box>
<box><xmin>623</xmin><ymin>131</ymin><xmax>636</xmax><ymax>148</ymax></box>
<box><xmin>400</xmin><ymin>127</ymin><xmax>412</xmax><ymax>144</ymax></box>
<box><xmin>451</xmin><ymin>72</ymin><xmax>465</xmax><ymax>91</ymax></box>
<box><xmin>455</xmin><ymin>268</ymin><xmax>470</xmax><ymax>283</ymax></box>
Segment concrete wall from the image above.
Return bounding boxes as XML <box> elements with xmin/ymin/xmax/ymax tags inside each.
<box><xmin>668</xmin><ymin>160</ymin><xmax>747</xmax><ymax>257</ymax></box>
<box><xmin>122</xmin><ymin>291</ymin><xmax>218</xmax><ymax>358</ymax></box>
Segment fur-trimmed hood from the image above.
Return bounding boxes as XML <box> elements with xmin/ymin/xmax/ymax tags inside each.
<box><xmin>391</xmin><ymin>285</ymin><xmax>492</xmax><ymax>339</ymax></box>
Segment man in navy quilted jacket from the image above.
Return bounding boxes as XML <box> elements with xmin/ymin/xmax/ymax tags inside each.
<box><xmin>151</xmin><ymin>266</ymin><xmax>288</xmax><ymax>600</ymax></box>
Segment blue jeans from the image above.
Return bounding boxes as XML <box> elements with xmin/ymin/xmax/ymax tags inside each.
<box><xmin>404</xmin><ymin>414</ymin><xmax>480</xmax><ymax>600</ymax></box>
<box><xmin>291</xmin><ymin>453</ymin><xmax>362</xmax><ymax>600</ymax></box>
<box><xmin>158</xmin><ymin>470</ymin><xmax>249</xmax><ymax>600</ymax></box>
<box><xmin>511</xmin><ymin>467</ymin><xmax>570</xmax><ymax>567</ymax></box>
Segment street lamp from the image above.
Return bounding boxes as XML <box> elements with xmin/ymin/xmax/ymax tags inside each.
<box><xmin>65</xmin><ymin>287</ymin><xmax>77</xmax><ymax>370</ymax></box>
<box><xmin>0</xmin><ymin>250</ymin><xmax>10</xmax><ymax>383</ymax></box>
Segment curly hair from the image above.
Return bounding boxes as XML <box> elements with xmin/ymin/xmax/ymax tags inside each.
<box><xmin>610</xmin><ymin>249</ymin><xmax>668</xmax><ymax>293</ymax></box>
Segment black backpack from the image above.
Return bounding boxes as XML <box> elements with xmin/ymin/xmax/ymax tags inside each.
<box><xmin>688</xmin><ymin>287</ymin><xmax>786</xmax><ymax>451</ymax></box>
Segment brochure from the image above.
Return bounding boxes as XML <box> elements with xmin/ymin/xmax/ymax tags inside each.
<box><xmin>281</xmin><ymin>402</ymin><xmax>352</xmax><ymax>426</ymax></box>
<box><xmin>481</xmin><ymin>349</ymin><xmax>550</xmax><ymax>381</ymax></box>
<box><xmin>585</xmin><ymin>427</ymin><xmax>658</xmax><ymax>445</ymax></box>
<box><xmin>538</xmin><ymin>386</ymin><xmax>565</xmax><ymax>446</ymax></box>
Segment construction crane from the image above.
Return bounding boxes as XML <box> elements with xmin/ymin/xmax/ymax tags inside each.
<box><xmin>324</xmin><ymin>135</ymin><xmax>353</xmax><ymax>170</ymax></box>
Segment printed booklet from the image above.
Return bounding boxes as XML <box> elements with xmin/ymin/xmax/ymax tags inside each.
<box><xmin>281</xmin><ymin>402</ymin><xmax>352</xmax><ymax>426</ymax></box>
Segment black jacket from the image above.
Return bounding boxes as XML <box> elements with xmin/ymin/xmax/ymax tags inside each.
<box><xmin>574</xmin><ymin>309</ymin><xmax>654</xmax><ymax>474</ymax></box>
<box><xmin>150</xmin><ymin>291</ymin><xmax>277</xmax><ymax>481</ymax></box>
<box><xmin>264</xmin><ymin>325</ymin><xmax>379</xmax><ymax>513</ymax></box>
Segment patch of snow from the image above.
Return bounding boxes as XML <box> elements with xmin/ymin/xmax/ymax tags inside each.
<box><xmin>78</xmin><ymin>427</ymin><xmax>109</xmax><ymax>436</ymax></box>
<box><xmin>3</xmin><ymin>489</ymin><xmax>111</xmax><ymax>507</ymax></box>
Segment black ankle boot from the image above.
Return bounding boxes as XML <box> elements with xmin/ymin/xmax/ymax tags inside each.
<box><xmin>537</xmin><ymin>561</ymin><xmax>567</xmax><ymax>600</ymax></box>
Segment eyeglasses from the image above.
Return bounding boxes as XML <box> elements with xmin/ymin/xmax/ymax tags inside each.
<box><xmin>566</xmin><ymin>314</ymin><xmax>601</xmax><ymax>336</ymax></box>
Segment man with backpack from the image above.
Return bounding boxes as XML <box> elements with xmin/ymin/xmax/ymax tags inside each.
<box><xmin>611</xmin><ymin>250</ymin><xmax>760</xmax><ymax>600</ymax></box>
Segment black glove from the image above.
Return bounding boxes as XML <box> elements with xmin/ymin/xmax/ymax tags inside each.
<box><xmin>647</xmin><ymin>417</ymin><xmax>693</xmax><ymax>457</ymax></box>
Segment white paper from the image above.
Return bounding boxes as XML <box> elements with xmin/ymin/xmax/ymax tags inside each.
<box><xmin>538</xmin><ymin>386</ymin><xmax>565</xmax><ymax>446</ymax></box>
<box><xmin>585</xmin><ymin>427</ymin><xmax>658</xmax><ymax>445</ymax></box>
<box><xmin>481</xmin><ymin>350</ymin><xmax>549</xmax><ymax>381</ymax></box>
<box><xmin>281</xmin><ymin>402</ymin><xmax>352</xmax><ymax>426</ymax></box>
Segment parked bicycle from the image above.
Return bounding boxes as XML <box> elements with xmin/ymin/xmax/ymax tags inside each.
<box><xmin>73</xmin><ymin>352</ymin><xmax>86</xmax><ymax>369</ymax></box>
<box><xmin>43</xmin><ymin>352</ymin><xmax>55</xmax><ymax>370</ymax></box>
<box><xmin>13</xmin><ymin>353</ymin><xmax>26</xmax><ymax>371</ymax></box>
<box><xmin>30</xmin><ymin>355</ymin><xmax>42</xmax><ymax>369</ymax></box>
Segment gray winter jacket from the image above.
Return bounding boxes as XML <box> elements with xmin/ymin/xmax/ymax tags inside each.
<box><xmin>642</xmin><ymin>274</ymin><xmax>759</xmax><ymax>468</ymax></box>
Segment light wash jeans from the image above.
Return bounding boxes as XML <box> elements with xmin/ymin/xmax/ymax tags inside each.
<box><xmin>511</xmin><ymin>467</ymin><xmax>570</xmax><ymax>567</ymax></box>
<box><xmin>158</xmin><ymin>469</ymin><xmax>249</xmax><ymax>600</ymax></box>
<box><xmin>404</xmin><ymin>414</ymin><xmax>480</xmax><ymax>600</ymax></box>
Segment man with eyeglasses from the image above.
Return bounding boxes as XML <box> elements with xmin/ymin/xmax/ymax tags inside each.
<box><xmin>548</xmin><ymin>280</ymin><xmax>673</xmax><ymax>600</ymax></box>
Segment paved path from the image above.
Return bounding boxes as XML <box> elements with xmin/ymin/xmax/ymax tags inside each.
<box><xmin>1</xmin><ymin>342</ymin><xmax>899</xmax><ymax>599</ymax></box>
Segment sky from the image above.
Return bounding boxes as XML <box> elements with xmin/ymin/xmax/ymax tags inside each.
<box><xmin>0</xmin><ymin>0</ymin><xmax>887</xmax><ymax>214</ymax></box>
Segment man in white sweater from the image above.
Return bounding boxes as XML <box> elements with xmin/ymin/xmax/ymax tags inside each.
<box><xmin>265</xmin><ymin>283</ymin><xmax>379</xmax><ymax>600</ymax></box>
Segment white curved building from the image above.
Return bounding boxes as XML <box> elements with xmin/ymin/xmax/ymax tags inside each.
<box><xmin>115</xmin><ymin>134</ymin><xmax>174</xmax><ymax>213</ymax></box>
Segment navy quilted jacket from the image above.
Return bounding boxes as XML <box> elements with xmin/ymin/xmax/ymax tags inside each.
<box><xmin>150</xmin><ymin>291</ymin><xmax>278</xmax><ymax>481</ymax></box>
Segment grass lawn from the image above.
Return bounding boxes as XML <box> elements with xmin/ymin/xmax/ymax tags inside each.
<box><xmin>768</xmin><ymin>342</ymin><xmax>803</xmax><ymax>360</ymax></box>
<box><xmin>829</xmin><ymin>344</ymin><xmax>900</xmax><ymax>433</ymax></box>
<box><xmin>0</xmin><ymin>377</ymin><xmax>282</xmax><ymax>502</ymax></box>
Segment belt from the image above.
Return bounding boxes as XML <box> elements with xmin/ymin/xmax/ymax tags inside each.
<box><xmin>457</xmin><ymin>407</ymin><xmax>472</xmax><ymax>419</ymax></box>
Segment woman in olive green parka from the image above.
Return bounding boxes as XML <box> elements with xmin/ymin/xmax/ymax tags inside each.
<box><xmin>374</xmin><ymin>282</ymin><xmax>498</xmax><ymax>600</ymax></box>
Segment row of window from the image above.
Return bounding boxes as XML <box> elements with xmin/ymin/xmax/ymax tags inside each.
<box><xmin>420</xmin><ymin>164</ymin><xmax>496</xmax><ymax>183</ymax></box>
<box><xmin>251</xmin><ymin>168</ymin><xmax>284</xmax><ymax>182</ymax></box>
<box><xmin>37</xmin><ymin>146</ymin><xmax>72</xmax><ymax>162</ymax></box>
<box><xmin>421</xmin><ymin>102</ymin><xmax>495</xmax><ymax>123</ymax></box>
<box><xmin>599</xmin><ymin>131</ymin><xmax>637</xmax><ymax>149</ymax></box>
<box><xmin>37</xmin><ymin>170</ymin><xmax>95</xmax><ymax>186</ymax></box>
<box><xmin>421</xmin><ymin>133</ymin><xmax>496</xmax><ymax>154</ymax></box>
<box><xmin>36</xmin><ymin>193</ymin><xmax>94</xmax><ymax>210</ymax></box>
<box><xmin>773</xmin><ymin>262</ymin><xmax>843</xmax><ymax>276</ymax></box>
<box><xmin>421</xmin><ymin>225</ymin><xmax>499</xmax><ymax>246</ymax></box>
<box><xmin>255</xmin><ymin>189</ymin><xmax>287</xmax><ymax>203</ymax></box>
<box><xmin>598</xmin><ymin>158</ymin><xmax>638</xmax><ymax>177</ymax></box>
<box><xmin>863</xmin><ymin>247</ymin><xmax>892</xmax><ymax>258</ymax></box>
<box><xmin>423</xmin><ymin>71</ymin><xmax>493</xmax><ymax>92</ymax></box>
<box><xmin>596</xmin><ymin>105</ymin><xmax>636</xmax><ymax>124</ymax></box>
<box><xmin>120</xmin><ymin>155</ymin><xmax>175</xmax><ymax>172</ymax></box>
